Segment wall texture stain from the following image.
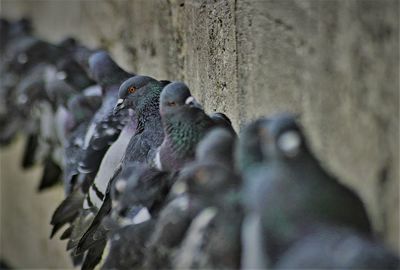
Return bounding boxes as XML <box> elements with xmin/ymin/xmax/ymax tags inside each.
<box><xmin>0</xmin><ymin>0</ymin><xmax>398</xmax><ymax>267</ymax></box>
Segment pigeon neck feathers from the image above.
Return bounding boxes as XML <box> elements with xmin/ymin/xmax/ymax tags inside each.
<box><xmin>161</xmin><ymin>107</ymin><xmax>214</xmax><ymax>169</ymax></box>
<box><xmin>134</xmin><ymin>82</ymin><xmax>163</xmax><ymax>134</ymax></box>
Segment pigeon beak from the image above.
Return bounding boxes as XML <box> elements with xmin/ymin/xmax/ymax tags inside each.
<box><xmin>114</xmin><ymin>98</ymin><xmax>125</xmax><ymax>115</ymax></box>
<box><xmin>185</xmin><ymin>96</ymin><xmax>202</xmax><ymax>109</ymax></box>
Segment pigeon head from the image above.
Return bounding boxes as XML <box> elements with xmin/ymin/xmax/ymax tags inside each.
<box><xmin>10</xmin><ymin>18</ymin><xmax>32</xmax><ymax>36</ymax></box>
<box><xmin>16</xmin><ymin>71</ymin><xmax>46</xmax><ymax>109</ymax></box>
<box><xmin>180</xmin><ymin>163</ymin><xmax>238</xmax><ymax>205</ymax></box>
<box><xmin>56</xmin><ymin>57</ymin><xmax>94</xmax><ymax>90</ymax></box>
<box><xmin>236</xmin><ymin>117</ymin><xmax>270</xmax><ymax>172</ymax></box>
<box><xmin>260</xmin><ymin>113</ymin><xmax>305</xmax><ymax>161</ymax></box>
<box><xmin>196</xmin><ymin>127</ymin><xmax>235</xmax><ymax>168</ymax></box>
<box><xmin>114</xmin><ymin>75</ymin><xmax>166</xmax><ymax>115</ymax></box>
<box><xmin>9</xmin><ymin>38</ymin><xmax>60</xmax><ymax>73</ymax></box>
<box><xmin>4</xmin><ymin>17</ymin><xmax>32</xmax><ymax>41</ymax></box>
<box><xmin>72</xmin><ymin>46</ymin><xmax>95</xmax><ymax>74</ymax></box>
<box><xmin>88</xmin><ymin>51</ymin><xmax>131</xmax><ymax>88</ymax></box>
<box><xmin>57</xmin><ymin>37</ymin><xmax>78</xmax><ymax>52</ymax></box>
<box><xmin>157</xmin><ymin>82</ymin><xmax>215</xmax><ymax>171</ymax></box>
<box><xmin>44</xmin><ymin>67</ymin><xmax>79</xmax><ymax>107</ymax></box>
<box><xmin>159</xmin><ymin>82</ymin><xmax>202</xmax><ymax>116</ymax></box>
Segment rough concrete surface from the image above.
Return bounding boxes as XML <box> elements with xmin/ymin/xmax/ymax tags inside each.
<box><xmin>0</xmin><ymin>0</ymin><xmax>398</xmax><ymax>267</ymax></box>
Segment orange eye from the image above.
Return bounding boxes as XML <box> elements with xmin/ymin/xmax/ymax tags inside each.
<box><xmin>128</xmin><ymin>86</ymin><xmax>136</xmax><ymax>94</ymax></box>
<box><xmin>168</xmin><ymin>101</ymin><xmax>176</xmax><ymax>106</ymax></box>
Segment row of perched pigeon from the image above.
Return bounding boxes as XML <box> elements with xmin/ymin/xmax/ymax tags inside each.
<box><xmin>1</xmin><ymin>17</ymin><xmax>399</xmax><ymax>270</ymax></box>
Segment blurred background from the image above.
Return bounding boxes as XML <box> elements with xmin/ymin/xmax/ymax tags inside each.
<box><xmin>0</xmin><ymin>0</ymin><xmax>398</xmax><ymax>268</ymax></box>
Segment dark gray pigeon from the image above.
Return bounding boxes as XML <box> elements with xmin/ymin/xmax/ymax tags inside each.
<box><xmin>145</xmin><ymin>128</ymin><xmax>239</xmax><ymax>269</ymax></box>
<box><xmin>97</xmin><ymin>163</ymin><xmax>176</xmax><ymax>270</ymax></box>
<box><xmin>143</xmin><ymin>194</ymin><xmax>204</xmax><ymax>270</ymax></box>
<box><xmin>172</xmin><ymin>128</ymin><xmax>242</xmax><ymax>269</ymax></box>
<box><xmin>15</xmin><ymin>63</ymin><xmax>51</xmax><ymax>169</ymax></box>
<box><xmin>241</xmin><ymin>113</ymin><xmax>372</xmax><ymax>265</ymax></box>
<box><xmin>7</xmin><ymin>36</ymin><xmax>61</xmax><ymax>75</ymax></box>
<box><xmin>49</xmin><ymin>94</ymin><xmax>102</xmax><ymax>238</ymax></box>
<box><xmin>77</xmin><ymin>51</ymin><xmax>134</xmax><ymax>191</ymax></box>
<box><xmin>154</xmin><ymin>82</ymin><xmax>215</xmax><ymax>171</ymax></box>
<box><xmin>235</xmin><ymin>117</ymin><xmax>270</xmax><ymax>173</ymax></box>
<box><xmin>16</xmin><ymin>44</ymin><xmax>95</xmax><ymax>191</ymax></box>
<box><xmin>0</xmin><ymin>34</ymin><xmax>58</xmax><ymax>145</ymax></box>
<box><xmin>109</xmin><ymin>163</ymin><xmax>175</xmax><ymax>226</ymax></box>
<box><xmin>83</xmin><ymin>117</ymin><xmax>136</xmax><ymax>211</ymax></box>
<box><xmin>62</xmin><ymin>94</ymin><xmax>102</xmax><ymax>194</ymax></box>
<box><xmin>77</xmin><ymin>74</ymin><xmax>168</xmax><ymax>228</ymax></box>
<box><xmin>73</xmin><ymin>75</ymin><xmax>169</xmax><ymax>269</ymax></box>
<box><xmin>51</xmin><ymin>51</ymin><xmax>133</xmax><ymax>244</ymax></box>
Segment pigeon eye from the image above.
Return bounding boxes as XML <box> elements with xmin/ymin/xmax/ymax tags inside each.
<box><xmin>128</xmin><ymin>86</ymin><xmax>136</xmax><ymax>94</ymax></box>
<box><xmin>277</xmin><ymin>130</ymin><xmax>301</xmax><ymax>158</ymax></box>
<box><xmin>168</xmin><ymin>101</ymin><xmax>176</xmax><ymax>106</ymax></box>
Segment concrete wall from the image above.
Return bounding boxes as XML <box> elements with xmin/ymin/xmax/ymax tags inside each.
<box><xmin>0</xmin><ymin>0</ymin><xmax>398</xmax><ymax>267</ymax></box>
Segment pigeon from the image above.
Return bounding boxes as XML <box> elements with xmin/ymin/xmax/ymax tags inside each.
<box><xmin>45</xmin><ymin>51</ymin><xmax>99</xmax><ymax>191</ymax></box>
<box><xmin>68</xmin><ymin>75</ymin><xmax>171</xmax><ymax>270</ymax></box>
<box><xmin>275</xmin><ymin>225</ymin><xmax>400</xmax><ymax>269</ymax></box>
<box><xmin>113</xmin><ymin>75</ymin><xmax>170</xmax><ymax>166</ymax></box>
<box><xmin>0</xmin><ymin>34</ymin><xmax>57</xmax><ymax>145</ymax></box>
<box><xmin>16</xmin><ymin>63</ymin><xmax>57</xmax><ymax>169</ymax></box>
<box><xmin>50</xmin><ymin>51</ymin><xmax>132</xmax><ymax>243</ymax></box>
<box><xmin>154</xmin><ymin>82</ymin><xmax>215</xmax><ymax>171</ymax></box>
<box><xmin>77</xmin><ymin>51</ymin><xmax>133</xmax><ymax>191</ymax></box>
<box><xmin>172</xmin><ymin>128</ymin><xmax>242</xmax><ymax>269</ymax></box>
<box><xmin>10</xmin><ymin>36</ymin><xmax>90</xmax><ymax>174</ymax></box>
<box><xmin>74</xmin><ymin>75</ymin><xmax>169</xmax><ymax>260</ymax></box>
<box><xmin>0</xmin><ymin>18</ymin><xmax>32</xmax><ymax>62</ymax></box>
<box><xmin>143</xmin><ymin>193</ymin><xmax>204</xmax><ymax>269</ymax></box>
<box><xmin>195</xmin><ymin>127</ymin><xmax>236</xmax><ymax>169</ymax></box>
<box><xmin>235</xmin><ymin>117</ymin><xmax>269</xmax><ymax>173</ymax></box>
<box><xmin>54</xmin><ymin>56</ymin><xmax>95</xmax><ymax>97</ymax></box>
<box><xmin>83</xmin><ymin>117</ymin><xmax>136</xmax><ymax>211</ymax></box>
<box><xmin>47</xmin><ymin>45</ymin><xmax>98</xmax><ymax>150</ymax></box>
<box><xmin>49</xmin><ymin>94</ymin><xmax>102</xmax><ymax>238</ymax></box>
<box><xmin>235</xmin><ymin>117</ymin><xmax>272</xmax><ymax>269</ymax></box>
<box><xmin>109</xmin><ymin>163</ymin><xmax>175</xmax><ymax>226</ymax></box>
<box><xmin>6</xmin><ymin>36</ymin><xmax>61</xmax><ymax>76</ymax></box>
<box><xmin>98</xmin><ymin>163</ymin><xmax>176</xmax><ymax>269</ymax></box>
<box><xmin>241</xmin><ymin>113</ymin><xmax>372</xmax><ymax>265</ymax></box>
<box><xmin>62</xmin><ymin>94</ymin><xmax>102</xmax><ymax>194</ymax></box>
<box><xmin>144</xmin><ymin>128</ymin><xmax>239</xmax><ymax>269</ymax></box>
<box><xmin>16</xmin><ymin>41</ymin><xmax>94</xmax><ymax>191</ymax></box>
